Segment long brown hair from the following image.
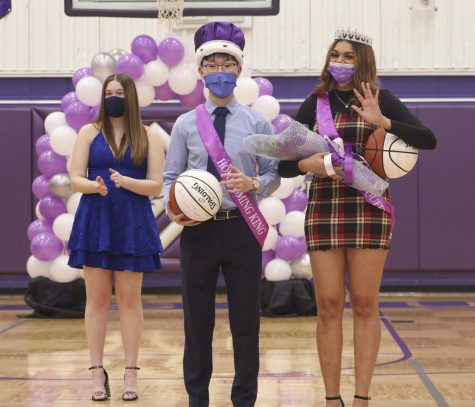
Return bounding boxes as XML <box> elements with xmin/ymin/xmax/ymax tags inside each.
<box><xmin>313</xmin><ymin>40</ymin><xmax>380</xmax><ymax>104</ymax></box>
<box><xmin>94</xmin><ymin>73</ymin><xmax>148</xmax><ymax>165</ymax></box>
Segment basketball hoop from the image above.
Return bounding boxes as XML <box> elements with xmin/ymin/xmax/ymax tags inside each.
<box><xmin>157</xmin><ymin>0</ymin><xmax>184</xmax><ymax>31</ymax></box>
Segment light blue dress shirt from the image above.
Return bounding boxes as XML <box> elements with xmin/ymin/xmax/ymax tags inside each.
<box><xmin>163</xmin><ymin>98</ymin><xmax>280</xmax><ymax>210</ymax></box>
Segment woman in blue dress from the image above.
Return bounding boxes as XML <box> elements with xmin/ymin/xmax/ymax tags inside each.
<box><xmin>68</xmin><ymin>73</ymin><xmax>164</xmax><ymax>401</ymax></box>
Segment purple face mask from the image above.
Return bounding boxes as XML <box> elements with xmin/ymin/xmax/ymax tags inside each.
<box><xmin>327</xmin><ymin>62</ymin><xmax>355</xmax><ymax>86</ymax></box>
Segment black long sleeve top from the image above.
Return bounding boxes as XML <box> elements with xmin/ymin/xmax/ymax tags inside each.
<box><xmin>278</xmin><ymin>89</ymin><xmax>437</xmax><ymax>177</ymax></box>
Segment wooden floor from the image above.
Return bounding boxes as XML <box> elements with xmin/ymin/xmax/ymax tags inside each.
<box><xmin>1</xmin><ymin>293</ymin><xmax>474</xmax><ymax>406</ymax></box>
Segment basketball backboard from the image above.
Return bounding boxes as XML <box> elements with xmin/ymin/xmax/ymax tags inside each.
<box><xmin>64</xmin><ymin>0</ymin><xmax>280</xmax><ymax>17</ymax></box>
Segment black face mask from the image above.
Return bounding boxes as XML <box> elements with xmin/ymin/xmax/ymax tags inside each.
<box><xmin>104</xmin><ymin>96</ymin><xmax>125</xmax><ymax>117</ymax></box>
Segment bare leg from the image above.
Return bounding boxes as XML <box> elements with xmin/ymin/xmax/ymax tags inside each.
<box><xmin>115</xmin><ymin>271</ymin><xmax>144</xmax><ymax>398</ymax></box>
<box><xmin>84</xmin><ymin>267</ymin><xmax>113</xmax><ymax>394</ymax></box>
<box><xmin>347</xmin><ymin>248</ymin><xmax>387</xmax><ymax>406</ymax></box>
<box><xmin>309</xmin><ymin>249</ymin><xmax>347</xmax><ymax>407</ymax></box>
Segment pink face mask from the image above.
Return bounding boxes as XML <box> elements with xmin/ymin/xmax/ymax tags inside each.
<box><xmin>327</xmin><ymin>62</ymin><xmax>355</xmax><ymax>86</ymax></box>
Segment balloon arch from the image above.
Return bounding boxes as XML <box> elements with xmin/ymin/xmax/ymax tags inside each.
<box><xmin>27</xmin><ymin>33</ymin><xmax>311</xmax><ymax>284</ymax></box>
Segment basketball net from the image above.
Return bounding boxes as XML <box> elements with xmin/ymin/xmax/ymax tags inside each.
<box><xmin>157</xmin><ymin>0</ymin><xmax>184</xmax><ymax>32</ymax></box>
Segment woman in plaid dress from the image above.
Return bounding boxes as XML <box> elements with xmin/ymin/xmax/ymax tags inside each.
<box><xmin>278</xmin><ymin>30</ymin><xmax>436</xmax><ymax>406</ymax></box>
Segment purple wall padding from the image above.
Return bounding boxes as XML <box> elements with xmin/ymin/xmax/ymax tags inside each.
<box><xmin>1</xmin><ymin>102</ymin><xmax>473</xmax><ymax>276</ymax></box>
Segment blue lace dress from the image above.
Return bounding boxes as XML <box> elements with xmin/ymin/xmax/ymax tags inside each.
<box><xmin>68</xmin><ymin>132</ymin><xmax>162</xmax><ymax>272</ymax></box>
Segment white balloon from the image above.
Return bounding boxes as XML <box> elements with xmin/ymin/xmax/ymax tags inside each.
<box><xmin>279</xmin><ymin>211</ymin><xmax>305</xmax><ymax>238</ymax></box>
<box><xmin>265</xmin><ymin>258</ymin><xmax>292</xmax><ymax>281</ymax></box>
<box><xmin>50</xmin><ymin>125</ymin><xmax>77</xmax><ymax>156</ymax></box>
<box><xmin>258</xmin><ymin>197</ymin><xmax>286</xmax><ymax>226</ymax></box>
<box><xmin>135</xmin><ymin>80</ymin><xmax>155</xmax><ymax>107</ymax></box>
<box><xmin>291</xmin><ymin>254</ymin><xmax>312</xmax><ymax>279</ymax></box>
<box><xmin>77</xmin><ymin>269</ymin><xmax>85</xmax><ymax>279</ymax></box>
<box><xmin>252</xmin><ymin>95</ymin><xmax>280</xmax><ymax>121</ymax></box>
<box><xmin>181</xmin><ymin>35</ymin><xmax>196</xmax><ymax>64</ymax></box>
<box><xmin>203</xmin><ymin>87</ymin><xmax>210</xmax><ymax>99</ymax></box>
<box><xmin>35</xmin><ymin>202</ymin><xmax>44</xmax><ymax>220</ymax></box>
<box><xmin>44</xmin><ymin>112</ymin><xmax>67</xmax><ymax>135</ymax></box>
<box><xmin>26</xmin><ymin>256</ymin><xmax>52</xmax><ymax>279</ymax></box>
<box><xmin>292</xmin><ymin>175</ymin><xmax>306</xmax><ymax>189</ymax></box>
<box><xmin>52</xmin><ymin>213</ymin><xmax>75</xmax><ymax>241</ymax></box>
<box><xmin>263</xmin><ymin>226</ymin><xmax>278</xmax><ymax>251</ymax></box>
<box><xmin>67</xmin><ymin>192</ymin><xmax>82</xmax><ymax>214</ymax></box>
<box><xmin>271</xmin><ymin>178</ymin><xmax>295</xmax><ymax>200</ymax></box>
<box><xmin>49</xmin><ymin>255</ymin><xmax>80</xmax><ymax>283</ymax></box>
<box><xmin>76</xmin><ymin>76</ymin><xmax>103</xmax><ymax>107</ymax></box>
<box><xmin>168</xmin><ymin>64</ymin><xmax>198</xmax><ymax>95</ymax></box>
<box><xmin>143</xmin><ymin>60</ymin><xmax>169</xmax><ymax>86</ymax></box>
<box><xmin>234</xmin><ymin>77</ymin><xmax>259</xmax><ymax>106</ymax></box>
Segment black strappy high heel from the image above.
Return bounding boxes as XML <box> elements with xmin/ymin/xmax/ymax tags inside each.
<box><xmin>89</xmin><ymin>365</ymin><xmax>111</xmax><ymax>401</ymax></box>
<box><xmin>122</xmin><ymin>366</ymin><xmax>140</xmax><ymax>401</ymax></box>
<box><xmin>354</xmin><ymin>395</ymin><xmax>371</xmax><ymax>402</ymax></box>
<box><xmin>325</xmin><ymin>395</ymin><xmax>345</xmax><ymax>406</ymax></box>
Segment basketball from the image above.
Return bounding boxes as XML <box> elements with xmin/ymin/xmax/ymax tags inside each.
<box><xmin>169</xmin><ymin>169</ymin><xmax>223</xmax><ymax>222</ymax></box>
<box><xmin>364</xmin><ymin>128</ymin><xmax>419</xmax><ymax>179</ymax></box>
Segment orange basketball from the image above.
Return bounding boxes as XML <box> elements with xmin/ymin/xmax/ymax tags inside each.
<box><xmin>364</xmin><ymin>128</ymin><xmax>418</xmax><ymax>179</ymax></box>
<box><xmin>169</xmin><ymin>180</ymin><xmax>190</xmax><ymax>221</ymax></box>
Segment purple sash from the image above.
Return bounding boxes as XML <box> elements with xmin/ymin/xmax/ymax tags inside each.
<box><xmin>316</xmin><ymin>93</ymin><xmax>395</xmax><ymax>219</ymax></box>
<box><xmin>196</xmin><ymin>104</ymin><xmax>269</xmax><ymax>247</ymax></box>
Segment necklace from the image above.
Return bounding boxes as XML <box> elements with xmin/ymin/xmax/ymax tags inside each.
<box><xmin>334</xmin><ymin>90</ymin><xmax>355</xmax><ymax>108</ymax></box>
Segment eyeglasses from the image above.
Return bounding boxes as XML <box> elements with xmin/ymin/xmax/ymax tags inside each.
<box><xmin>202</xmin><ymin>63</ymin><xmax>238</xmax><ymax>73</ymax></box>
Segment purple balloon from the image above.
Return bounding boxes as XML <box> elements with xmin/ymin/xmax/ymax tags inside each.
<box><xmin>30</xmin><ymin>232</ymin><xmax>63</xmax><ymax>261</ymax></box>
<box><xmin>64</xmin><ymin>102</ymin><xmax>93</xmax><ymax>132</ymax></box>
<box><xmin>297</xmin><ymin>236</ymin><xmax>307</xmax><ymax>257</ymax></box>
<box><xmin>72</xmin><ymin>67</ymin><xmax>92</xmax><ymax>87</ymax></box>
<box><xmin>32</xmin><ymin>175</ymin><xmax>51</xmax><ymax>199</ymax></box>
<box><xmin>275</xmin><ymin>236</ymin><xmax>303</xmax><ymax>262</ymax></box>
<box><xmin>157</xmin><ymin>37</ymin><xmax>185</xmax><ymax>68</ymax></box>
<box><xmin>254</xmin><ymin>77</ymin><xmax>274</xmax><ymax>97</ymax></box>
<box><xmin>271</xmin><ymin>114</ymin><xmax>293</xmax><ymax>134</ymax></box>
<box><xmin>35</xmin><ymin>134</ymin><xmax>51</xmax><ymax>156</ymax></box>
<box><xmin>179</xmin><ymin>81</ymin><xmax>205</xmax><ymax>108</ymax></box>
<box><xmin>262</xmin><ymin>250</ymin><xmax>276</xmax><ymax>273</ymax></box>
<box><xmin>116</xmin><ymin>54</ymin><xmax>145</xmax><ymax>81</ymax></box>
<box><xmin>61</xmin><ymin>91</ymin><xmax>80</xmax><ymax>111</ymax></box>
<box><xmin>39</xmin><ymin>194</ymin><xmax>67</xmax><ymax>221</ymax></box>
<box><xmin>37</xmin><ymin>150</ymin><xmax>67</xmax><ymax>178</ymax></box>
<box><xmin>282</xmin><ymin>188</ymin><xmax>308</xmax><ymax>212</ymax></box>
<box><xmin>27</xmin><ymin>219</ymin><xmax>53</xmax><ymax>241</ymax></box>
<box><xmin>154</xmin><ymin>82</ymin><xmax>176</xmax><ymax>101</ymax></box>
<box><xmin>131</xmin><ymin>34</ymin><xmax>158</xmax><ymax>64</ymax></box>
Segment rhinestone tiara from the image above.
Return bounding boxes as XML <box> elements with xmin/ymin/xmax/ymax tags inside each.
<box><xmin>334</xmin><ymin>28</ymin><xmax>372</xmax><ymax>46</ymax></box>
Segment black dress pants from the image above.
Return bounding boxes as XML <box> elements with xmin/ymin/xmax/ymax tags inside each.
<box><xmin>180</xmin><ymin>216</ymin><xmax>262</xmax><ymax>407</ymax></box>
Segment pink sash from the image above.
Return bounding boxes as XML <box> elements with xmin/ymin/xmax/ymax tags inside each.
<box><xmin>196</xmin><ymin>104</ymin><xmax>269</xmax><ymax>247</ymax></box>
<box><xmin>316</xmin><ymin>93</ymin><xmax>395</xmax><ymax>219</ymax></box>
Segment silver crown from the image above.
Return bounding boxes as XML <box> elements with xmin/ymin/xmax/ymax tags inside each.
<box><xmin>334</xmin><ymin>28</ymin><xmax>372</xmax><ymax>46</ymax></box>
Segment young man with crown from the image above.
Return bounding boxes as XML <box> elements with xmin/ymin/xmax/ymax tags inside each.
<box><xmin>163</xmin><ymin>22</ymin><xmax>280</xmax><ymax>407</ymax></box>
<box><xmin>278</xmin><ymin>29</ymin><xmax>436</xmax><ymax>407</ymax></box>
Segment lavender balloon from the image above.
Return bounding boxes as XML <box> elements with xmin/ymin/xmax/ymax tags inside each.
<box><xmin>116</xmin><ymin>54</ymin><xmax>145</xmax><ymax>81</ymax></box>
<box><xmin>157</xmin><ymin>37</ymin><xmax>185</xmax><ymax>68</ymax></box>
<box><xmin>275</xmin><ymin>236</ymin><xmax>303</xmax><ymax>262</ymax></box>
<box><xmin>282</xmin><ymin>188</ymin><xmax>308</xmax><ymax>212</ymax></box>
<box><xmin>39</xmin><ymin>195</ymin><xmax>67</xmax><ymax>221</ymax></box>
<box><xmin>271</xmin><ymin>114</ymin><xmax>293</xmax><ymax>134</ymax></box>
<box><xmin>35</xmin><ymin>134</ymin><xmax>51</xmax><ymax>155</ymax></box>
<box><xmin>32</xmin><ymin>175</ymin><xmax>51</xmax><ymax>199</ymax></box>
<box><xmin>262</xmin><ymin>250</ymin><xmax>276</xmax><ymax>272</ymax></box>
<box><xmin>64</xmin><ymin>102</ymin><xmax>93</xmax><ymax>132</ymax></box>
<box><xmin>38</xmin><ymin>150</ymin><xmax>67</xmax><ymax>178</ymax></box>
<box><xmin>30</xmin><ymin>232</ymin><xmax>63</xmax><ymax>261</ymax></box>
<box><xmin>254</xmin><ymin>77</ymin><xmax>274</xmax><ymax>96</ymax></box>
<box><xmin>131</xmin><ymin>34</ymin><xmax>158</xmax><ymax>64</ymax></box>
<box><xmin>61</xmin><ymin>91</ymin><xmax>80</xmax><ymax>111</ymax></box>
<box><xmin>154</xmin><ymin>82</ymin><xmax>176</xmax><ymax>101</ymax></box>
<box><xmin>72</xmin><ymin>67</ymin><xmax>92</xmax><ymax>87</ymax></box>
<box><xmin>27</xmin><ymin>219</ymin><xmax>53</xmax><ymax>241</ymax></box>
<box><xmin>179</xmin><ymin>81</ymin><xmax>205</xmax><ymax>108</ymax></box>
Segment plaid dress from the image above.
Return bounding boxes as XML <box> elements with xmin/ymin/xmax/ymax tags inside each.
<box><xmin>305</xmin><ymin>110</ymin><xmax>393</xmax><ymax>251</ymax></box>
